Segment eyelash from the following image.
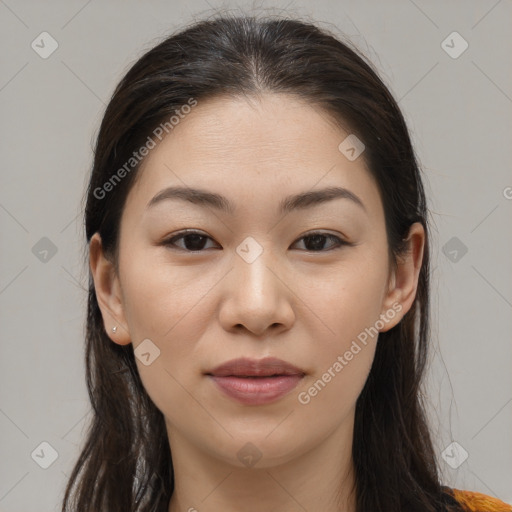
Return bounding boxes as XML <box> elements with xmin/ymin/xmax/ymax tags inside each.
<box><xmin>161</xmin><ymin>229</ymin><xmax>351</xmax><ymax>253</ymax></box>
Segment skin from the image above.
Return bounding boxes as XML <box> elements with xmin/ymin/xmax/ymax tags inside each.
<box><xmin>90</xmin><ymin>93</ymin><xmax>424</xmax><ymax>512</ymax></box>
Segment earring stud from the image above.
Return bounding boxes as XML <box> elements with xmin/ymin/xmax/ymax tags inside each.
<box><xmin>112</xmin><ymin>326</ymin><xmax>117</xmax><ymax>333</ymax></box>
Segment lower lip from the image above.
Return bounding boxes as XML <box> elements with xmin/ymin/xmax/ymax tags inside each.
<box><xmin>208</xmin><ymin>375</ymin><xmax>303</xmax><ymax>405</ymax></box>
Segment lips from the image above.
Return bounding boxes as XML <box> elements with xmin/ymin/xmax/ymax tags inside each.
<box><xmin>206</xmin><ymin>357</ymin><xmax>305</xmax><ymax>378</ymax></box>
<box><xmin>205</xmin><ymin>357</ymin><xmax>305</xmax><ymax>405</ymax></box>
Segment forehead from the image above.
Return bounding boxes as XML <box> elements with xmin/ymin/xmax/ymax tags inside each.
<box><xmin>154</xmin><ymin>93</ymin><xmax>350</xmax><ymax>164</ymax></box>
<box><xmin>125</xmin><ymin>93</ymin><xmax>383</xmax><ymax>221</ymax></box>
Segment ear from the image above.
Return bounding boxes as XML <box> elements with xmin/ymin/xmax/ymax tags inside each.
<box><xmin>89</xmin><ymin>232</ymin><xmax>131</xmax><ymax>345</ymax></box>
<box><xmin>379</xmin><ymin>222</ymin><xmax>425</xmax><ymax>333</ymax></box>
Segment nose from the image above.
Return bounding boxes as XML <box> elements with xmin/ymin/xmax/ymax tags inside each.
<box><xmin>217</xmin><ymin>243</ymin><xmax>295</xmax><ymax>337</ymax></box>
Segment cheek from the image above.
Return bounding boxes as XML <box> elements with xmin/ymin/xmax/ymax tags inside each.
<box><xmin>119</xmin><ymin>243</ymin><xmax>219</xmax><ymax>342</ymax></box>
<box><xmin>293</xmin><ymin>265</ymin><xmax>384</xmax><ymax>420</ymax></box>
<box><xmin>123</xmin><ymin>258</ymin><xmax>214</xmax><ymax>417</ymax></box>
<box><xmin>119</xmin><ymin>247</ymin><xmax>226</xmax><ymax>404</ymax></box>
<box><xmin>296</xmin><ymin>256</ymin><xmax>388</xmax><ymax>346</ymax></box>
<box><xmin>295</xmin><ymin>341</ymin><xmax>376</xmax><ymax>436</ymax></box>
<box><xmin>292</xmin><ymin>252</ymin><xmax>387</xmax><ymax>406</ymax></box>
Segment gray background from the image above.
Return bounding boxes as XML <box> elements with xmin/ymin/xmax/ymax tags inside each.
<box><xmin>1</xmin><ymin>0</ymin><xmax>511</xmax><ymax>510</ymax></box>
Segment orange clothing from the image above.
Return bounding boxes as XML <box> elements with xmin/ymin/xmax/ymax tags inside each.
<box><xmin>451</xmin><ymin>488</ymin><xmax>512</xmax><ymax>512</ymax></box>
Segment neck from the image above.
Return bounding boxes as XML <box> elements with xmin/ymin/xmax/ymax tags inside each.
<box><xmin>167</xmin><ymin>411</ymin><xmax>357</xmax><ymax>512</ymax></box>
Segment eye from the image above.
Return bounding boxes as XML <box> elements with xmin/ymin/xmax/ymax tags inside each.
<box><xmin>291</xmin><ymin>231</ymin><xmax>349</xmax><ymax>252</ymax></box>
<box><xmin>161</xmin><ymin>230</ymin><xmax>350</xmax><ymax>253</ymax></box>
<box><xmin>162</xmin><ymin>230</ymin><xmax>220</xmax><ymax>252</ymax></box>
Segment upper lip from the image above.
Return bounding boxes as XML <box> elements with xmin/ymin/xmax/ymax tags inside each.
<box><xmin>206</xmin><ymin>357</ymin><xmax>305</xmax><ymax>377</ymax></box>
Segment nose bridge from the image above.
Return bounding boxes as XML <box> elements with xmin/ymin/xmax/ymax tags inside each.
<box><xmin>234</xmin><ymin>235</ymin><xmax>278</xmax><ymax>300</ymax></box>
<box><xmin>221</xmin><ymin>236</ymin><xmax>293</xmax><ymax>328</ymax></box>
<box><xmin>216</xmin><ymin>233</ymin><xmax>295</xmax><ymax>335</ymax></box>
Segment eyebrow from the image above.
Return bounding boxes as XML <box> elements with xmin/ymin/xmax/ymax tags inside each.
<box><xmin>145</xmin><ymin>185</ymin><xmax>367</xmax><ymax>215</ymax></box>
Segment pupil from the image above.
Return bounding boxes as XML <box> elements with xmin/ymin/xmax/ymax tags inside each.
<box><xmin>185</xmin><ymin>234</ymin><xmax>207</xmax><ymax>251</ymax></box>
<box><xmin>306</xmin><ymin>235</ymin><xmax>326</xmax><ymax>251</ymax></box>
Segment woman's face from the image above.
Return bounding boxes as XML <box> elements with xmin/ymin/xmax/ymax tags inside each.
<box><xmin>92</xmin><ymin>93</ymin><xmax>421</xmax><ymax>469</ymax></box>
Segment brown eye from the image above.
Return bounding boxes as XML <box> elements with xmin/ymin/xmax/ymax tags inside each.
<box><xmin>163</xmin><ymin>230</ymin><xmax>220</xmax><ymax>252</ymax></box>
<box><xmin>292</xmin><ymin>232</ymin><xmax>348</xmax><ymax>252</ymax></box>
<box><xmin>162</xmin><ymin>230</ymin><xmax>350</xmax><ymax>253</ymax></box>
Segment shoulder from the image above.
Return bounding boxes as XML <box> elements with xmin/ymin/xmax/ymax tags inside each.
<box><xmin>448</xmin><ymin>487</ymin><xmax>512</xmax><ymax>512</ymax></box>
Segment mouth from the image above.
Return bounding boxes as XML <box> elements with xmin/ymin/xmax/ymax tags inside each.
<box><xmin>205</xmin><ymin>357</ymin><xmax>305</xmax><ymax>405</ymax></box>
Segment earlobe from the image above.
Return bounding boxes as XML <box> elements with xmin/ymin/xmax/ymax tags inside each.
<box><xmin>379</xmin><ymin>222</ymin><xmax>425</xmax><ymax>333</ymax></box>
<box><xmin>89</xmin><ymin>233</ymin><xmax>131</xmax><ymax>346</ymax></box>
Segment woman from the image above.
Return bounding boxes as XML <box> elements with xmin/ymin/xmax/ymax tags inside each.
<box><xmin>61</xmin><ymin>14</ymin><xmax>511</xmax><ymax>512</ymax></box>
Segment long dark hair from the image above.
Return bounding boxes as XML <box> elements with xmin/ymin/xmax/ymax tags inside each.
<box><xmin>62</xmin><ymin>14</ymin><xmax>464</xmax><ymax>512</ymax></box>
